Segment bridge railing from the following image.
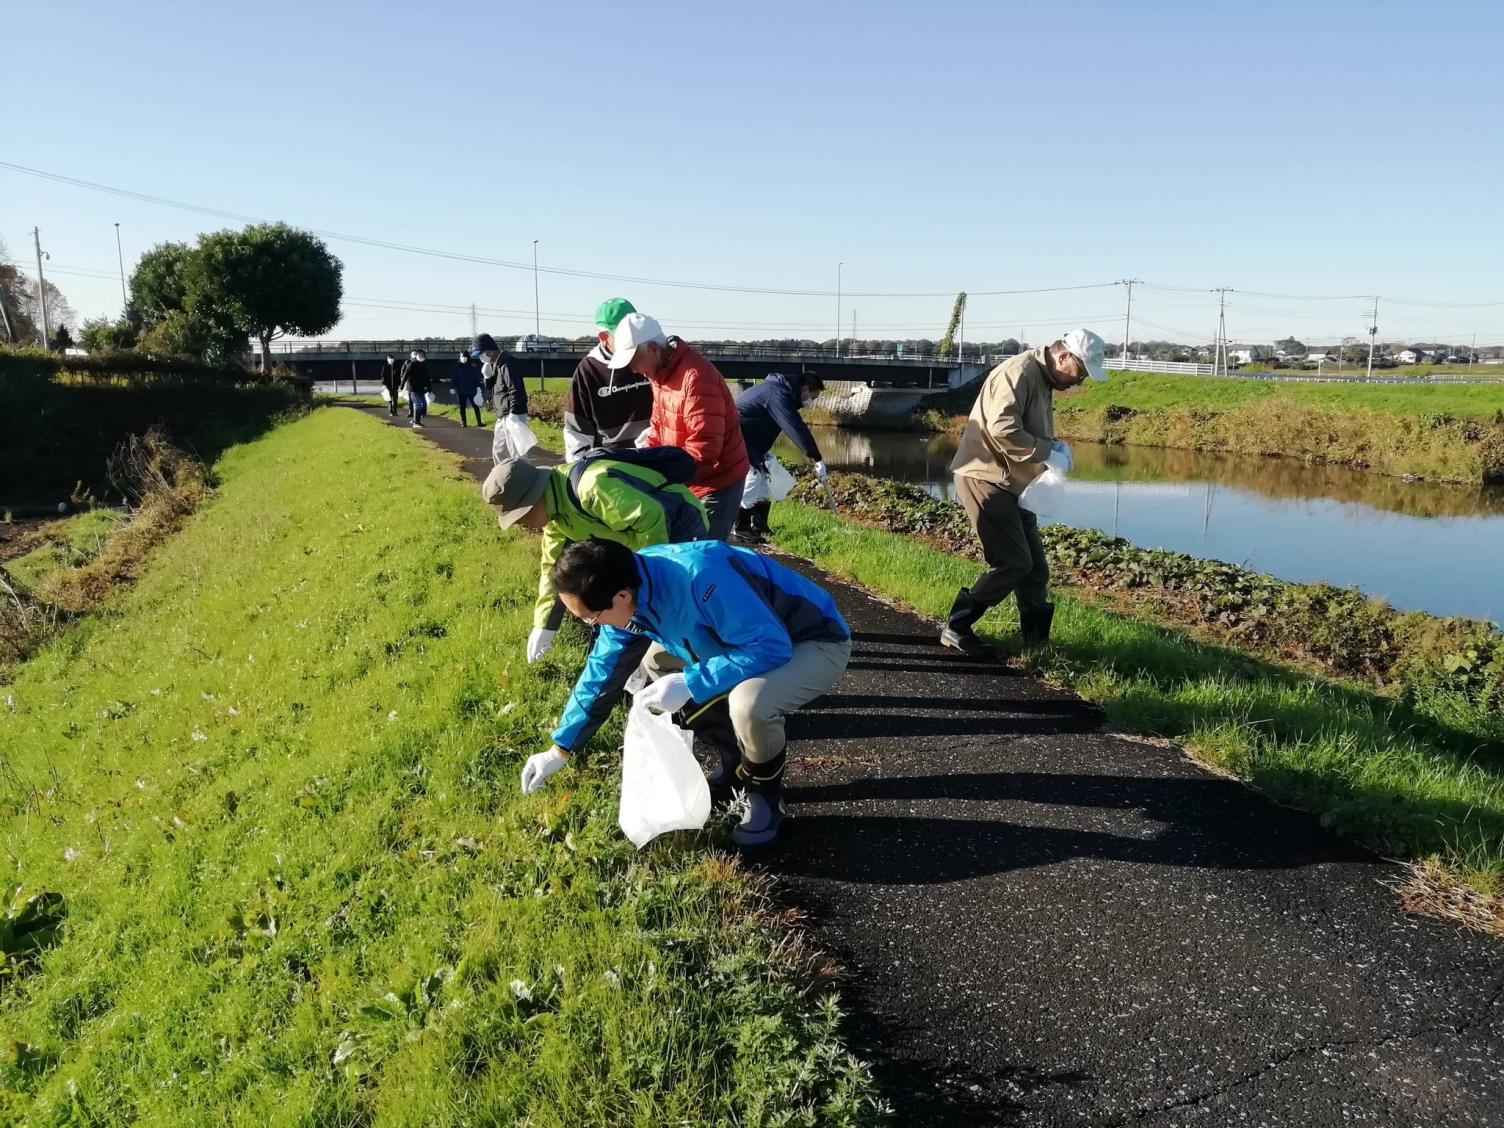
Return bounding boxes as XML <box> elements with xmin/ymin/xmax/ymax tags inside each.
<box><xmin>261</xmin><ymin>338</ymin><xmax>989</xmax><ymax>366</ymax></box>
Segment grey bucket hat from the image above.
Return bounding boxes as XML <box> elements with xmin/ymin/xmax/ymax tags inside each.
<box><xmin>481</xmin><ymin>458</ymin><xmax>550</xmax><ymax>528</ymax></box>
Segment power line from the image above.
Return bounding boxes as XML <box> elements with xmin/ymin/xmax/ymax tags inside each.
<box><xmin>0</xmin><ymin>159</ymin><xmax>1117</xmax><ymax>300</ymax></box>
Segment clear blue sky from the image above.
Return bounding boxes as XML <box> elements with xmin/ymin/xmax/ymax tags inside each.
<box><xmin>5</xmin><ymin>0</ymin><xmax>1502</xmax><ymax>348</ymax></box>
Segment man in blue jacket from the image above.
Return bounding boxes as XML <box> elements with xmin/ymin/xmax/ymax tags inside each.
<box><xmin>449</xmin><ymin>351</ymin><xmax>485</xmax><ymax>427</ymax></box>
<box><xmin>734</xmin><ymin>372</ymin><xmax>829</xmax><ymax>543</ymax></box>
<box><xmin>518</xmin><ymin>538</ymin><xmax>852</xmax><ymax>848</ymax></box>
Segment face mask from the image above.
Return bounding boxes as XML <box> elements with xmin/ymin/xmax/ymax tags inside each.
<box><xmin>482</xmin><ymin>360</ymin><xmax>497</xmax><ymax>379</ymax></box>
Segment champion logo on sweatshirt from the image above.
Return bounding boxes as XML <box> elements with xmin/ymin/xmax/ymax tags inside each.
<box><xmin>596</xmin><ymin>378</ymin><xmax>651</xmax><ymax>398</ymax></box>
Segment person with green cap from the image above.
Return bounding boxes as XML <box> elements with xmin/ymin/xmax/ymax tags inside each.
<box><xmin>482</xmin><ymin>453</ymin><xmax>708</xmax><ymax>664</ymax></box>
<box><xmin>562</xmin><ymin>297</ymin><xmax>654</xmax><ymax>461</ymax></box>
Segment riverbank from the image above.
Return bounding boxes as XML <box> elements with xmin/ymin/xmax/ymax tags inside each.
<box><xmin>828</xmin><ymin>370</ymin><xmax>1504</xmax><ymax>485</ymax></box>
<box><xmin>0</xmin><ymin>410</ymin><xmax>883</xmax><ymax>1122</ymax></box>
<box><xmin>772</xmin><ymin>470</ymin><xmax>1504</xmax><ymax>923</ymax></box>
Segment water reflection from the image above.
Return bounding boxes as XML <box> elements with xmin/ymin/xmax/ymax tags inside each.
<box><xmin>801</xmin><ymin>427</ymin><xmax>1504</xmax><ymax>623</ymax></box>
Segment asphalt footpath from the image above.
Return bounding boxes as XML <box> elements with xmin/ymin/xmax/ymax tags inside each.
<box><xmin>351</xmin><ymin>403</ymin><xmax>1504</xmax><ymax>1127</ymax></box>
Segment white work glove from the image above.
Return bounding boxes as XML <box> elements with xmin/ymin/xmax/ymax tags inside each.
<box><xmin>1046</xmin><ymin>440</ymin><xmax>1074</xmax><ymax>474</ymax></box>
<box><xmin>520</xmin><ymin>749</ymin><xmax>568</xmax><ymax>793</ymax></box>
<box><xmin>526</xmin><ymin>627</ymin><xmax>556</xmax><ymax>663</ymax></box>
<box><xmin>481</xmin><ymin>359</ymin><xmax>497</xmax><ymax>379</ymax></box>
<box><xmin>813</xmin><ymin>460</ymin><xmax>830</xmax><ymax>482</ymax></box>
<box><xmin>636</xmin><ymin>672</ymin><xmax>692</xmax><ymax>716</ymax></box>
<box><xmin>634</xmin><ymin>428</ymin><xmax>654</xmax><ymax>449</ymax></box>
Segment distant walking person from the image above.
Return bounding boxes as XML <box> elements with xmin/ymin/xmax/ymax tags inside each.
<box><xmin>608</xmin><ymin>313</ymin><xmax>750</xmax><ymax>540</ymax></box>
<box><xmin>400</xmin><ymin>349</ymin><xmax>432</xmax><ymax>428</ymax></box>
<box><xmin>734</xmin><ymin>371</ymin><xmax>828</xmax><ymax>544</ymax></box>
<box><xmin>475</xmin><ymin>333</ymin><xmax>531</xmax><ymax>461</ymax></box>
<box><xmin>450</xmin><ymin>351</ymin><xmax>484</xmax><ymax>427</ymax></box>
<box><xmin>562</xmin><ymin>297</ymin><xmax>654</xmax><ymax>460</ymax></box>
<box><xmin>379</xmin><ymin>354</ymin><xmax>402</xmax><ymax>416</ymax></box>
<box><xmin>942</xmin><ymin>329</ymin><xmax>1105</xmax><ymax>653</ymax></box>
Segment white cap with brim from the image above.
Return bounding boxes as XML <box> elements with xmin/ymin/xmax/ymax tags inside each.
<box><xmin>1061</xmin><ymin>327</ymin><xmax>1108</xmax><ymax>382</ymax></box>
<box><xmin>607</xmin><ymin>312</ymin><xmax>667</xmax><ymax>370</ymax></box>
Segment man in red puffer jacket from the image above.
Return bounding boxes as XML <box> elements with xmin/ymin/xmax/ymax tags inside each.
<box><xmin>608</xmin><ymin>312</ymin><xmax>750</xmax><ymax>540</ymax></box>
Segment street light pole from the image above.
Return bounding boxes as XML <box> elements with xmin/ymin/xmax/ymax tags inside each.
<box><xmin>114</xmin><ymin>223</ymin><xmax>128</xmax><ymax>309</ymax></box>
<box><xmin>32</xmin><ymin>227</ymin><xmax>51</xmax><ymax>349</ymax></box>
<box><xmin>835</xmin><ymin>262</ymin><xmax>843</xmax><ymax>359</ymax></box>
<box><xmin>533</xmin><ymin>239</ymin><xmax>544</xmax><ymax>392</ymax></box>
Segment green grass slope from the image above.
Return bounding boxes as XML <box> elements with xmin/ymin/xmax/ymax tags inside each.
<box><xmin>0</xmin><ymin>410</ymin><xmax>881</xmax><ymax>1126</ymax></box>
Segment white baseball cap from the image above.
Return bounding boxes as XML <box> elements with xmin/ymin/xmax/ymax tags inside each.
<box><xmin>1061</xmin><ymin>328</ymin><xmax>1108</xmax><ymax>381</ymax></box>
<box><xmin>607</xmin><ymin>312</ymin><xmax>667</xmax><ymax>370</ymax></box>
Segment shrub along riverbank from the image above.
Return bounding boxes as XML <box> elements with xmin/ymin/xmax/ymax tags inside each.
<box><xmin>896</xmin><ymin>370</ymin><xmax>1504</xmax><ymax>484</ymax></box>
<box><xmin>0</xmin><ymin>347</ymin><xmax>310</xmax><ymax>500</ymax></box>
<box><xmin>0</xmin><ymin>409</ymin><xmax>883</xmax><ymax>1123</ymax></box>
<box><xmin>774</xmin><ymin>471</ymin><xmax>1504</xmax><ymax>920</ymax></box>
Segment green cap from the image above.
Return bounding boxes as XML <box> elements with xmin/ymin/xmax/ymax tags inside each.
<box><xmin>594</xmin><ymin>297</ymin><xmax>637</xmax><ymax>332</ymax></box>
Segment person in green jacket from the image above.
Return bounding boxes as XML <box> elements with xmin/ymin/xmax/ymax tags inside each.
<box><xmin>481</xmin><ymin>455</ymin><xmax>709</xmax><ymax>663</ymax></box>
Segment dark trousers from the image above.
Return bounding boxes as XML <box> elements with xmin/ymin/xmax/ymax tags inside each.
<box><xmin>458</xmin><ymin>400</ymin><xmax>483</xmax><ymax>426</ymax></box>
<box><xmin>385</xmin><ymin>387</ymin><xmax>399</xmax><ymax>415</ymax></box>
<box><xmin>952</xmin><ymin>474</ymin><xmax>1049</xmax><ymax>628</ymax></box>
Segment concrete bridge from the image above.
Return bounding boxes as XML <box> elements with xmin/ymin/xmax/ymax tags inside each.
<box><xmin>265</xmin><ymin>338</ymin><xmax>989</xmax><ymax>391</ymax></box>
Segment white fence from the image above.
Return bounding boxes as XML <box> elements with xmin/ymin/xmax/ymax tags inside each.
<box><xmin>1110</xmin><ymin>358</ymin><xmax>1217</xmax><ymax>376</ymax></box>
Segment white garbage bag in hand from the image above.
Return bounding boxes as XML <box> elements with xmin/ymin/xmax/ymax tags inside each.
<box><xmin>765</xmin><ymin>453</ymin><xmax>797</xmax><ymax>502</ymax></box>
<box><xmin>618</xmin><ymin>699</ymin><xmax>711</xmax><ymax>849</ymax></box>
<box><xmin>1018</xmin><ymin>466</ymin><xmax>1066</xmax><ymax>519</ymax></box>
<box><xmin>503</xmin><ymin>414</ymin><xmax>539</xmax><ymax>457</ymax></box>
<box><xmin>379</xmin><ymin>386</ymin><xmax>392</xmax><ymax>403</ymax></box>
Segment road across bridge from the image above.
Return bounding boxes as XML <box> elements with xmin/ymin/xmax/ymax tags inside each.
<box><xmin>267</xmin><ymin>339</ymin><xmax>989</xmax><ymax>390</ymax></box>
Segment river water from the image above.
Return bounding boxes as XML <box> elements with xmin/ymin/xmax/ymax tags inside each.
<box><xmin>805</xmin><ymin>427</ymin><xmax>1504</xmax><ymax>624</ymax></box>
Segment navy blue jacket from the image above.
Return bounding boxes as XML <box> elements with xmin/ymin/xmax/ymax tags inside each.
<box><xmin>551</xmin><ymin>541</ymin><xmax>850</xmax><ymax>753</ymax></box>
<box><xmin>736</xmin><ymin>372</ymin><xmax>822</xmax><ymax>464</ymax></box>
<box><xmin>450</xmin><ymin>359</ymin><xmax>482</xmax><ymax>400</ymax></box>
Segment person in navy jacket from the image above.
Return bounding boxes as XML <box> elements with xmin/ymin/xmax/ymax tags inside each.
<box><xmin>519</xmin><ymin>538</ymin><xmax>852</xmax><ymax>848</ymax></box>
<box><xmin>734</xmin><ymin>371</ymin><xmax>828</xmax><ymax>542</ymax></box>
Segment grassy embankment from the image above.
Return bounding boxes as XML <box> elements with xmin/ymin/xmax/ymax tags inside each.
<box><xmin>904</xmin><ymin>371</ymin><xmax>1504</xmax><ymax>484</ymax></box>
<box><xmin>0</xmin><ymin>409</ymin><xmax>883</xmax><ymax>1124</ymax></box>
<box><xmin>768</xmin><ymin>472</ymin><xmax>1504</xmax><ymax>928</ymax></box>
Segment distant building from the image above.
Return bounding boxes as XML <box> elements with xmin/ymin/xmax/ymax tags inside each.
<box><xmin>1230</xmin><ymin>348</ymin><xmax>1261</xmax><ymax>365</ymax></box>
<box><xmin>1306</xmin><ymin>351</ymin><xmax>1334</xmax><ymax>363</ymax></box>
<box><xmin>1393</xmin><ymin>348</ymin><xmax>1431</xmax><ymax>364</ymax></box>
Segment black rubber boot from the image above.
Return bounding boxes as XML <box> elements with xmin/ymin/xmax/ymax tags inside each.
<box><xmin>1020</xmin><ymin>602</ymin><xmax>1056</xmax><ymax>646</ymax></box>
<box><xmin>732</xmin><ymin>750</ymin><xmax>786</xmax><ymax>850</ymax></box>
<box><xmin>750</xmin><ymin>500</ymin><xmax>773</xmax><ymax>539</ymax></box>
<box><xmin>674</xmin><ymin>697</ymin><xmax>741</xmax><ymax>803</ymax></box>
<box><xmin>940</xmin><ymin>588</ymin><xmax>991</xmax><ymax>656</ymax></box>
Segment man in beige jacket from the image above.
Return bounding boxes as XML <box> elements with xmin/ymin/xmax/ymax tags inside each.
<box><xmin>942</xmin><ymin>328</ymin><xmax>1108</xmax><ymax>654</ymax></box>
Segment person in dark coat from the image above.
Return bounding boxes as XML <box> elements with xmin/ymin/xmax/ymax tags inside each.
<box><xmin>379</xmin><ymin>354</ymin><xmax>402</xmax><ymax>416</ymax></box>
<box><xmin>734</xmin><ymin>371</ymin><xmax>828</xmax><ymax>542</ymax></box>
<box><xmin>475</xmin><ymin>333</ymin><xmax>531</xmax><ymax>458</ymax></box>
<box><xmin>400</xmin><ymin>349</ymin><xmax>432</xmax><ymax>428</ymax></box>
<box><xmin>450</xmin><ymin>351</ymin><xmax>484</xmax><ymax>427</ymax></box>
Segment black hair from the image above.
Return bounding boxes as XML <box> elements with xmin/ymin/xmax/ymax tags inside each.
<box><xmin>801</xmin><ymin>373</ymin><xmax>825</xmax><ymax>394</ymax></box>
<box><xmin>551</xmin><ymin>539</ymin><xmax>642</xmax><ymax>611</ymax></box>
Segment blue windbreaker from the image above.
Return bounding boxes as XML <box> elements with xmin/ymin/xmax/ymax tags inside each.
<box><xmin>551</xmin><ymin>541</ymin><xmax>850</xmax><ymax>754</ymax></box>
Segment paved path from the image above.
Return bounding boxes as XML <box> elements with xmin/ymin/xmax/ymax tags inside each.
<box><xmin>353</xmin><ymin>405</ymin><xmax>1504</xmax><ymax>1126</ymax></box>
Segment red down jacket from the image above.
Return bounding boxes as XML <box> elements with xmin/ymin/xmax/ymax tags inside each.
<box><xmin>645</xmin><ymin>338</ymin><xmax>750</xmax><ymax>497</ymax></box>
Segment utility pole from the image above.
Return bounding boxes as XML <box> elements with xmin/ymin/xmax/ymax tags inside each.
<box><xmin>958</xmin><ymin>300</ymin><xmax>966</xmax><ymax>367</ymax></box>
<box><xmin>32</xmin><ymin>227</ymin><xmax>52</xmax><ymax>349</ymax></box>
<box><xmin>1470</xmin><ymin>332</ymin><xmax>1477</xmax><ymax>374</ymax></box>
<box><xmin>1210</xmin><ymin>287</ymin><xmax>1232</xmax><ymax>377</ymax></box>
<box><xmin>470</xmin><ymin>302</ymin><xmax>478</xmax><ymax>340</ymax></box>
<box><xmin>851</xmin><ymin>309</ymin><xmax>857</xmax><ymax>353</ymax></box>
<box><xmin>532</xmin><ymin>240</ymin><xmax>544</xmax><ymax>391</ymax></box>
<box><xmin>114</xmin><ymin>223</ymin><xmax>129</xmax><ymax>308</ymax></box>
<box><xmin>1365</xmin><ymin>297</ymin><xmax>1379</xmax><ymax>381</ymax></box>
<box><xmin>835</xmin><ymin>262</ymin><xmax>843</xmax><ymax>359</ymax></box>
<box><xmin>1118</xmin><ymin>278</ymin><xmax>1141</xmax><ymax>371</ymax></box>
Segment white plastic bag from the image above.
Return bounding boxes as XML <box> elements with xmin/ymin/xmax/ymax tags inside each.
<box><xmin>741</xmin><ymin>465</ymin><xmax>771</xmax><ymax>507</ymax></box>
<box><xmin>1018</xmin><ymin>466</ymin><xmax>1066</xmax><ymax>519</ymax></box>
<box><xmin>426</xmin><ymin>392</ymin><xmax>437</xmax><ymax>408</ymax></box>
<box><xmin>398</xmin><ymin>388</ymin><xmax>410</xmax><ymax>404</ymax></box>
<box><xmin>618</xmin><ymin>700</ymin><xmax>711</xmax><ymax>848</ymax></box>
<box><xmin>379</xmin><ymin>386</ymin><xmax>391</xmax><ymax>403</ymax></box>
<box><xmin>503</xmin><ymin>414</ymin><xmax>539</xmax><ymax>456</ymax></box>
<box><xmin>765</xmin><ymin>453</ymin><xmax>796</xmax><ymax>502</ymax></box>
<box><xmin>472</xmin><ymin>389</ymin><xmax>485</xmax><ymax>407</ymax></box>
